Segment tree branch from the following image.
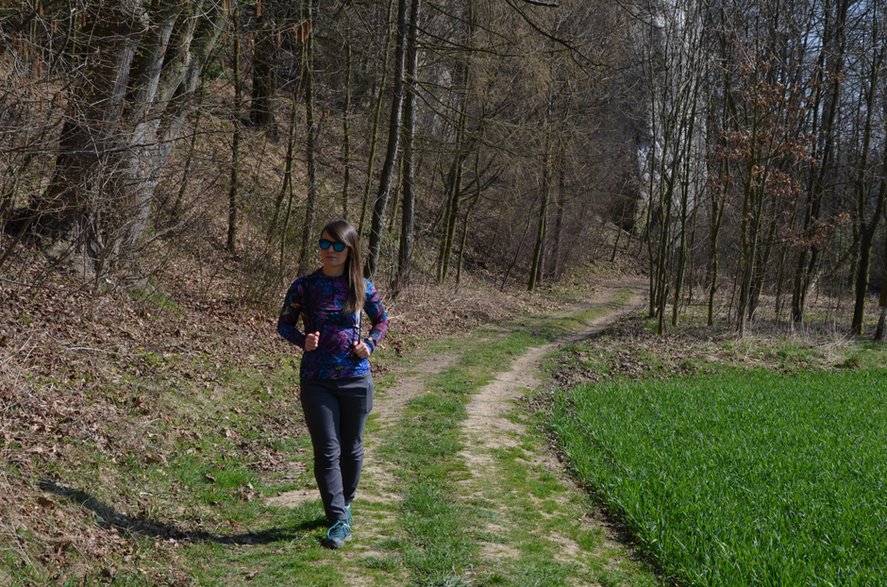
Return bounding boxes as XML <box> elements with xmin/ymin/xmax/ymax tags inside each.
<box><xmin>503</xmin><ymin>0</ymin><xmax>605</xmax><ymax>70</ymax></box>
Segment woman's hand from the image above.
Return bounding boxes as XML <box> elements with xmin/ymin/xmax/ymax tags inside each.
<box><xmin>305</xmin><ymin>331</ymin><xmax>320</xmax><ymax>351</ymax></box>
<box><xmin>352</xmin><ymin>340</ymin><xmax>371</xmax><ymax>359</ymax></box>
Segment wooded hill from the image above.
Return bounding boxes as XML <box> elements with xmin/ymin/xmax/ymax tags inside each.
<box><xmin>1</xmin><ymin>0</ymin><xmax>886</xmax><ymax>338</ymax></box>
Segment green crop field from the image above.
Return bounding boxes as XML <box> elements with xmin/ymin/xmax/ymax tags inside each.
<box><xmin>550</xmin><ymin>368</ymin><xmax>887</xmax><ymax>586</ymax></box>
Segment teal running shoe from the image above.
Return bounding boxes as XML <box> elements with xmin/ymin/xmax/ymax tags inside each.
<box><xmin>324</xmin><ymin>520</ymin><xmax>351</xmax><ymax>549</ymax></box>
<box><xmin>345</xmin><ymin>503</ymin><xmax>353</xmax><ymax>528</ymax></box>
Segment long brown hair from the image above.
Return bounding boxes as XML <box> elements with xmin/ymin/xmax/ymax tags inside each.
<box><xmin>322</xmin><ymin>219</ymin><xmax>365</xmax><ymax>313</ymax></box>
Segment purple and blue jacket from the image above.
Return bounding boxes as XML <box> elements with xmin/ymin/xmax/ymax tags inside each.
<box><xmin>277</xmin><ymin>269</ymin><xmax>389</xmax><ymax>381</ymax></box>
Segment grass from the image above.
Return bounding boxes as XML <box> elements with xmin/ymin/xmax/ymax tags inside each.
<box><xmin>549</xmin><ymin>367</ymin><xmax>887</xmax><ymax>586</ymax></box>
<box><xmin>378</xmin><ymin>330</ymin><xmax>540</xmax><ymax>585</ymax></box>
<box><xmin>466</xmin><ymin>410</ymin><xmax>659</xmax><ymax>587</ymax></box>
<box><xmin>126</xmin><ymin>280</ymin><xmax>183</xmax><ymax>313</ymax></box>
<box><xmin>367</xmin><ymin>285</ymin><xmax>655</xmax><ymax>586</ymax></box>
<box><xmin>5</xmin><ymin>285</ymin><xmax>649</xmax><ymax>586</ymax></box>
<box><xmin>5</xmin><ymin>351</ymin><xmax>334</xmax><ymax>586</ymax></box>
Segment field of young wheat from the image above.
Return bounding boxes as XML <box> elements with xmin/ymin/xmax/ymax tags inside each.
<box><xmin>551</xmin><ymin>368</ymin><xmax>886</xmax><ymax>586</ymax></box>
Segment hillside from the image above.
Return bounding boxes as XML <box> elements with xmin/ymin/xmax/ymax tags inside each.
<box><xmin>0</xmin><ymin>212</ymin><xmax>643</xmax><ymax>583</ymax></box>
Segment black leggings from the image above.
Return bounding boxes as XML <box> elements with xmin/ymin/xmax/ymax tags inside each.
<box><xmin>299</xmin><ymin>373</ymin><xmax>374</xmax><ymax>523</ymax></box>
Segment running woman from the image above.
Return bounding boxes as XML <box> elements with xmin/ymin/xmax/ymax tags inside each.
<box><xmin>277</xmin><ymin>219</ymin><xmax>389</xmax><ymax>549</ymax></box>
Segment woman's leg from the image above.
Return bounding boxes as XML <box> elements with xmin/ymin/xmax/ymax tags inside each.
<box><xmin>337</xmin><ymin>373</ymin><xmax>374</xmax><ymax>506</ymax></box>
<box><xmin>299</xmin><ymin>380</ymin><xmax>348</xmax><ymax>523</ymax></box>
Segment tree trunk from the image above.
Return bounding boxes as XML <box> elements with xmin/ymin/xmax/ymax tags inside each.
<box><xmin>736</xmin><ymin>111</ymin><xmax>765</xmax><ymax>335</ymax></box>
<box><xmin>439</xmin><ymin>150</ymin><xmax>467</xmax><ymax>283</ymax></box>
<box><xmin>774</xmin><ymin>233</ymin><xmax>790</xmax><ymax>323</ymax></box>
<box><xmin>792</xmin><ymin>0</ymin><xmax>851</xmax><ymax>323</ymax></box>
<box><xmin>269</xmin><ymin>89</ymin><xmax>300</xmax><ymax>239</ymax></box>
<box><xmin>673</xmin><ymin>43</ymin><xmax>705</xmax><ymax>327</ymax></box>
<box><xmin>528</xmin><ymin>187</ymin><xmax>549</xmax><ymax>292</ymax></box>
<box><xmin>501</xmin><ymin>210</ymin><xmax>533</xmax><ymax>292</ymax></box>
<box><xmin>227</xmin><ymin>2</ymin><xmax>241</xmax><ymax>254</ymax></box>
<box><xmin>438</xmin><ymin>34</ymin><xmax>472</xmax><ymax>284</ymax></box>
<box><xmin>342</xmin><ymin>41</ymin><xmax>352</xmax><ymax>220</ymax></box>
<box><xmin>851</xmin><ymin>19</ymin><xmax>886</xmax><ymax>335</ymax></box>
<box><xmin>394</xmin><ymin>0</ymin><xmax>422</xmax><ymax>293</ymax></box>
<box><xmin>852</xmin><ymin>232</ymin><xmax>875</xmax><ymax>336</ymax></box>
<box><xmin>707</xmin><ymin>193</ymin><xmax>724</xmax><ymax>326</ymax></box>
<box><xmin>21</xmin><ymin>1</ymin><xmax>223</xmax><ymax>276</ymax></box>
<box><xmin>529</xmin><ymin>124</ymin><xmax>552</xmax><ymax>292</ymax></box>
<box><xmin>358</xmin><ymin>0</ymin><xmax>396</xmax><ymax>240</ymax></box>
<box><xmin>298</xmin><ymin>0</ymin><xmax>320</xmax><ymax>276</ymax></box>
<box><xmin>707</xmin><ymin>10</ymin><xmax>733</xmax><ymax>327</ymax></box>
<box><xmin>550</xmin><ymin>149</ymin><xmax>566</xmax><ymax>278</ymax></box>
<box><xmin>876</xmin><ymin>247</ymin><xmax>887</xmax><ymax>341</ymax></box>
<box><xmin>170</xmin><ymin>93</ymin><xmax>203</xmax><ymax>222</ymax></box>
<box><xmin>435</xmin><ymin>168</ymin><xmax>454</xmax><ymax>282</ymax></box>
<box><xmin>365</xmin><ymin>0</ymin><xmax>409</xmax><ymax>278</ymax></box>
<box><xmin>250</xmin><ymin>1</ymin><xmax>278</xmax><ymax>130</ymax></box>
<box><xmin>31</xmin><ymin>5</ymin><xmax>144</xmax><ymax>270</ymax></box>
<box><xmin>852</xmin><ymin>170</ymin><xmax>887</xmax><ymax>334</ymax></box>
<box><xmin>456</xmin><ymin>153</ymin><xmax>482</xmax><ymax>289</ymax></box>
<box><xmin>748</xmin><ymin>192</ymin><xmax>780</xmax><ymax>322</ymax></box>
<box><xmin>278</xmin><ymin>101</ymin><xmax>300</xmax><ymax>274</ymax></box>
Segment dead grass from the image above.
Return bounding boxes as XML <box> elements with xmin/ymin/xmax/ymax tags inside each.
<box><xmin>0</xmin><ymin>218</ymin><xmax>630</xmax><ymax>583</ymax></box>
<box><xmin>547</xmin><ymin>297</ymin><xmax>887</xmax><ymax>392</ymax></box>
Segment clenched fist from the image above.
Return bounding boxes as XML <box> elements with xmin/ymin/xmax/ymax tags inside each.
<box><xmin>352</xmin><ymin>340</ymin><xmax>370</xmax><ymax>359</ymax></box>
<box><xmin>305</xmin><ymin>331</ymin><xmax>320</xmax><ymax>351</ymax></box>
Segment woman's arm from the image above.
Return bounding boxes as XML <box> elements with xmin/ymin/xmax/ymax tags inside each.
<box><xmin>362</xmin><ymin>280</ymin><xmax>389</xmax><ymax>353</ymax></box>
<box><xmin>277</xmin><ymin>279</ymin><xmax>307</xmax><ymax>348</ymax></box>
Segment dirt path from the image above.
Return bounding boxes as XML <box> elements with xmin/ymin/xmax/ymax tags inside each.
<box><xmin>266</xmin><ymin>354</ymin><xmax>460</xmax><ymax>511</ymax></box>
<box><xmin>458</xmin><ymin>286</ymin><xmax>646</xmax><ymax>584</ymax></box>
<box><xmin>268</xmin><ymin>285</ymin><xmax>651</xmax><ymax>585</ymax></box>
<box><xmin>273</xmin><ymin>352</ymin><xmax>465</xmax><ymax>586</ymax></box>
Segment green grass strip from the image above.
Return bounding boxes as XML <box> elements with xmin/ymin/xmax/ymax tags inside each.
<box><xmin>550</xmin><ymin>368</ymin><xmax>887</xmax><ymax>586</ymax></box>
<box><xmin>379</xmin><ymin>331</ymin><xmax>538</xmax><ymax>585</ymax></box>
<box><xmin>377</xmin><ymin>287</ymin><xmax>641</xmax><ymax>585</ymax></box>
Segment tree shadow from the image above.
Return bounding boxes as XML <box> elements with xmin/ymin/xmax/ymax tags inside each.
<box><xmin>39</xmin><ymin>479</ymin><xmax>326</xmax><ymax>546</ymax></box>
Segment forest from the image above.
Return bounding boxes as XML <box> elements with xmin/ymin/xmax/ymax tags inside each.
<box><xmin>1</xmin><ymin>1</ymin><xmax>886</xmax><ymax>585</ymax></box>
<box><xmin>1</xmin><ymin>0</ymin><xmax>883</xmax><ymax>336</ymax></box>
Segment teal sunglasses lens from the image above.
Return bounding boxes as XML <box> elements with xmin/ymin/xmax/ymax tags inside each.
<box><xmin>319</xmin><ymin>239</ymin><xmax>347</xmax><ymax>252</ymax></box>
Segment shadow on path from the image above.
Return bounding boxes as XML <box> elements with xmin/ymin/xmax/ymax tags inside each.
<box><xmin>40</xmin><ymin>479</ymin><xmax>324</xmax><ymax>546</ymax></box>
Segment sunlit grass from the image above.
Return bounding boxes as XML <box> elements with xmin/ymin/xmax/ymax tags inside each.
<box><xmin>550</xmin><ymin>368</ymin><xmax>887</xmax><ymax>586</ymax></box>
<box><xmin>379</xmin><ymin>331</ymin><xmax>538</xmax><ymax>585</ymax></box>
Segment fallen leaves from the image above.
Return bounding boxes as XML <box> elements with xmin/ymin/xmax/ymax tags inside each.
<box><xmin>0</xmin><ymin>231</ymin><xmax>612</xmax><ymax>584</ymax></box>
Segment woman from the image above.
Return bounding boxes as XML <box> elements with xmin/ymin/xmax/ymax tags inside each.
<box><xmin>277</xmin><ymin>219</ymin><xmax>389</xmax><ymax>549</ymax></box>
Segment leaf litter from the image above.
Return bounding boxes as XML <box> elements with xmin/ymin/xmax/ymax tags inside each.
<box><xmin>1</xmin><ymin>233</ymin><xmax>625</xmax><ymax>583</ymax></box>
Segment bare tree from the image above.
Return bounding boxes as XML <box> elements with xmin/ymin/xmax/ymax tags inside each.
<box><xmin>7</xmin><ymin>1</ymin><xmax>225</xmax><ymax>277</ymax></box>
<box><xmin>850</xmin><ymin>0</ymin><xmax>887</xmax><ymax>335</ymax></box>
<box><xmin>227</xmin><ymin>1</ymin><xmax>242</xmax><ymax>254</ymax></box>
<box><xmin>394</xmin><ymin>0</ymin><xmax>423</xmax><ymax>293</ymax></box>
<box><xmin>365</xmin><ymin>0</ymin><xmax>409</xmax><ymax>278</ymax></box>
<box><xmin>876</xmin><ymin>233</ymin><xmax>887</xmax><ymax>341</ymax></box>
<box><xmin>297</xmin><ymin>0</ymin><xmax>321</xmax><ymax>276</ymax></box>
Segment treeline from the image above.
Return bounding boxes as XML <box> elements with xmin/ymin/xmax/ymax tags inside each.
<box><xmin>1</xmin><ymin>1</ymin><xmax>885</xmax><ymax>338</ymax></box>
<box><xmin>636</xmin><ymin>0</ymin><xmax>887</xmax><ymax>338</ymax></box>
<box><xmin>0</xmin><ymin>0</ymin><xmax>630</xmax><ymax>295</ymax></box>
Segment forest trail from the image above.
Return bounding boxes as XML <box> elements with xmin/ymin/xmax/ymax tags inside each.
<box><xmin>277</xmin><ymin>283</ymin><xmax>658</xmax><ymax>586</ymax></box>
<box><xmin>456</xmin><ymin>288</ymin><xmax>646</xmax><ymax>584</ymax></box>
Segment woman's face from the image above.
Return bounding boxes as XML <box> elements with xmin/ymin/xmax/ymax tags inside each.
<box><xmin>319</xmin><ymin>230</ymin><xmax>349</xmax><ymax>274</ymax></box>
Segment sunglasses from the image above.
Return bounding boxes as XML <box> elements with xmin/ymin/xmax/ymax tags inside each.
<box><xmin>319</xmin><ymin>238</ymin><xmax>347</xmax><ymax>252</ymax></box>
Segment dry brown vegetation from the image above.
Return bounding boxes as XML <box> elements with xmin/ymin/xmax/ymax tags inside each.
<box><xmin>0</xmin><ymin>214</ymin><xmax>638</xmax><ymax>582</ymax></box>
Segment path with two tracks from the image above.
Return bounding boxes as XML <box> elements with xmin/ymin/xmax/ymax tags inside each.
<box><xmin>269</xmin><ymin>286</ymin><xmax>657</xmax><ymax>586</ymax></box>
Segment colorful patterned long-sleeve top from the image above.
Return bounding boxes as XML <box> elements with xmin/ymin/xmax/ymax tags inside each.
<box><xmin>277</xmin><ymin>269</ymin><xmax>389</xmax><ymax>381</ymax></box>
